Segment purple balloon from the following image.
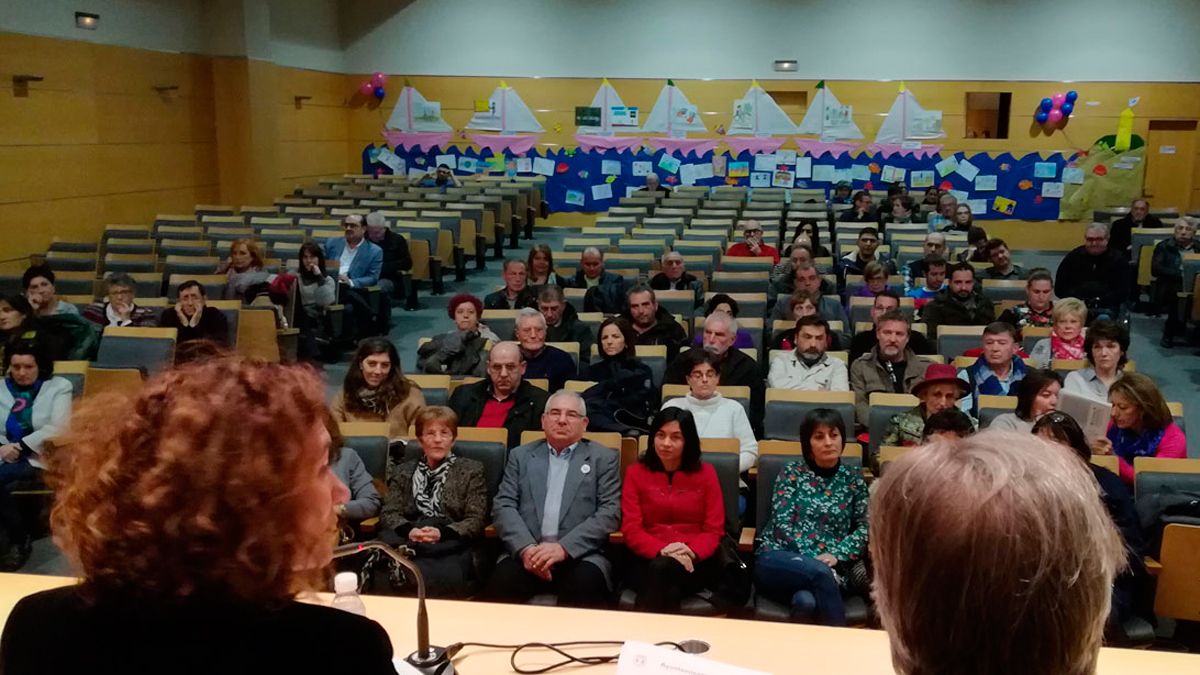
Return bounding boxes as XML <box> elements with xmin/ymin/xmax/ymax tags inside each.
<box><xmin>1065</xmin><ymin>90</ymin><xmax>1078</xmax><ymax>103</ymax></box>
<box><xmin>1040</xmin><ymin>98</ymin><xmax>1053</xmax><ymax>112</ymax></box>
<box><xmin>1061</xmin><ymin>102</ymin><xmax>1074</xmax><ymax>116</ymax></box>
<box><xmin>1035</xmin><ymin>110</ymin><xmax>1050</xmax><ymax>124</ymax></box>
<box><xmin>373</xmin><ymin>86</ymin><xmax>386</xmax><ymax>100</ymax></box>
<box><xmin>1052</xmin><ymin>92</ymin><xmax>1066</xmax><ymax>107</ymax></box>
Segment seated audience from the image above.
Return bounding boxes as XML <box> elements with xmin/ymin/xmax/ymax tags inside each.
<box><xmin>1033</xmin><ymin>411</ymin><xmax>1148</xmax><ymax>638</ymax></box>
<box><xmin>666</xmin><ymin>313</ymin><xmax>760</xmax><ymax>401</ymax></box>
<box><xmin>900</xmin><ymin>233</ymin><xmax>948</xmax><ymax>290</ymax></box>
<box><xmin>22</xmin><ymin>265</ymin><xmax>79</xmax><ymax>317</ymax></box>
<box><xmin>957</xmin><ymin>322</ymin><xmax>1028</xmax><ymax>416</ymax></box>
<box><xmin>770</xmin><ymin>261</ymin><xmax>839</xmax><ymax>318</ymax></box>
<box><xmin>416</xmin><ymin>163</ymin><xmax>462</xmax><ymax>190</ymax></box>
<box><xmin>484</xmin><ymin>258</ymin><xmax>535</xmax><ymax>311</ymax></box>
<box><xmin>770</xmin><ymin>290</ymin><xmax>842</xmax><ymax>352</ymax></box>
<box><xmin>768</xmin><ymin>316</ymin><xmax>849</xmax><ymax>392</ymax></box>
<box><xmin>957</xmin><ymin>224</ymin><xmax>990</xmax><ymax>263</ymax></box>
<box><xmin>381</xmin><ymin>406</ymin><xmax>487</xmax><ymax>597</ymax></box>
<box><xmin>580</xmin><ymin>318</ymin><xmax>656</xmax><ymax>434</ymax></box>
<box><xmin>921</xmin><ymin>262</ymin><xmax>995</xmax><ymax>336</ymax></box>
<box><xmin>837</xmin><ymin>227</ymin><xmax>895</xmax><ymax>287</ymax></box>
<box><xmin>0</xmin><ymin>296</ymin><xmax>38</xmax><ymax>364</ymax></box>
<box><xmin>0</xmin><ymin>356</ymin><xmax>397</xmax><ymax>672</ymax></box>
<box><xmin>920</xmin><ymin>407</ymin><xmax>977</xmax><ymax>442</ymax></box>
<box><xmin>881</xmin><ymin>195</ymin><xmax>918</xmax><ymax>226</ymax></box>
<box><xmin>514</xmin><ymin>308</ymin><xmax>576</xmax><ymax>392</ymax></box>
<box><xmin>365</xmin><ymin>210</ymin><xmax>412</xmax><ymax>291</ymax></box>
<box><xmin>572</xmin><ymin>247</ymin><xmax>623</xmax><ymax>288</ymax></box>
<box><xmin>848</xmin><ymin>291</ymin><xmax>933</xmax><ymax>362</ymax></box>
<box><xmin>849</xmin><ymin>310</ymin><xmax>932</xmax><ymax>431</ymax></box>
<box><xmin>1094</xmin><ymin>372</ymin><xmax>1186</xmax><ymax>485</ymax></box>
<box><xmin>663</xmin><ymin>350</ymin><xmax>758</xmax><ymax>474</ymax></box>
<box><xmin>159</xmin><ymin>281</ymin><xmax>229</xmax><ymax>348</ymax></box>
<box><xmin>637</xmin><ymin>173</ymin><xmax>670</xmax><ymax>195</ymax></box>
<box><xmin>417</xmin><ymin>293</ymin><xmax>498</xmax><ymax>377</ymax></box>
<box><xmin>1055</xmin><ymin>223</ymin><xmax>1129</xmax><ymax>320</ymax></box>
<box><xmin>1109</xmin><ymin>198</ymin><xmax>1164</xmax><ymax>261</ymax></box>
<box><xmin>331</xmin><ymin>338</ymin><xmax>425</xmax><ymax>440</ymax></box>
<box><xmin>293</xmin><ymin>242</ymin><xmax>338</xmax><ymax>361</ymax></box>
<box><xmin>1028</xmin><ymin>298</ymin><xmax>1087</xmax><ymax>366</ymax></box>
<box><xmin>621</xmin><ymin>408</ymin><xmax>730</xmax><ymax>612</ymax></box>
<box><xmin>870</xmin><ymin>432</ymin><xmax>1125</xmax><ymax>675</ymax></box>
<box><xmin>217</xmin><ymin>239</ymin><xmax>270</xmax><ymax>301</ymax></box>
<box><xmin>830</xmin><ymin>181</ymin><xmax>853</xmax><ymax>205</ymax></box>
<box><xmin>485</xmin><ymin>390</ymin><xmax>620</xmax><ymax>607</ymax></box>
<box><xmin>920</xmin><ymin>186</ymin><xmax>941</xmax><ymax>208</ymax></box>
<box><xmin>1151</xmin><ymin>216</ymin><xmax>1199</xmax><ymax>347</ymax></box>
<box><xmin>625</xmin><ymin>285</ymin><xmax>689</xmax><ymax>362</ymax></box>
<box><xmin>935</xmin><ymin>195</ymin><xmax>966</xmax><ymax>231</ymax></box>
<box><xmin>649</xmin><ymin>251</ymin><xmax>703</xmax><ymax>308</ymax></box>
<box><xmin>770</xmin><ymin>264</ymin><xmax>848</xmax><ymax>344</ymax></box>
<box><xmin>0</xmin><ymin>293</ymin><xmax>93</xmax><ymax>363</ymax></box>
<box><xmin>324</xmin><ymin>412</ymin><xmax>381</xmax><ymax>530</ymax></box>
<box><xmin>770</xmin><ymin>245</ymin><xmax>816</xmax><ymax>299</ymax></box>
<box><xmin>838</xmin><ymin>191</ymin><xmax>877</xmax><ymax>224</ymax></box>
<box><xmin>692</xmin><ymin>293</ymin><xmax>754</xmax><ymax>349</ymax></box>
<box><xmin>0</xmin><ymin>341</ymin><xmax>72</xmax><ymax>570</ymax></box>
<box><xmin>725</xmin><ymin>220</ymin><xmax>780</xmax><ymax>264</ymax></box>
<box><xmin>981</xmin><ymin>238</ymin><xmax>1026</xmax><ymax>280</ymax></box>
<box><xmin>904</xmin><ymin>256</ymin><xmax>947</xmax><ymax>310</ymax></box>
<box><xmin>82</xmin><ymin>273</ymin><xmax>157</xmax><ymax>328</ymax></box>
<box><xmin>850</xmin><ymin>260</ymin><xmax>891</xmax><ymax>300</ymax></box>
<box><xmin>538</xmin><ymin>285</ymin><xmax>592</xmax><ymax>363</ymax></box>
<box><xmin>989</xmin><ymin>369</ymin><xmax>1062</xmax><ymax>433</ymax></box>
<box><xmin>447</xmin><ymin>341</ymin><xmax>548</xmax><ymax>448</ymax></box>
<box><xmin>755</xmin><ymin>409</ymin><xmax>868</xmax><ymax>626</ymax></box>
<box><xmin>325</xmin><ymin>215</ymin><xmax>384</xmax><ymax>339</ymax></box>
<box><xmin>526</xmin><ymin>244</ymin><xmax>568</xmax><ymax>289</ymax></box>
<box><xmin>881</xmin><ymin>363</ymin><xmax>973</xmax><ymax>451</ymax></box>
<box><xmin>1063</xmin><ymin>319</ymin><xmax>1128</xmax><ymax>402</ymax></box>
<box><xmin>996</xmin><ymin>268</ymin><xmax>1055</xmax><ymax>329</ymax></box>
<box><xmin>789</xmin><ymin>221</ymin><xmax>832</xmax><ymax>258</ymax></box>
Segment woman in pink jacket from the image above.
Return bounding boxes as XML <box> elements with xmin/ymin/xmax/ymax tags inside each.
<box><xmin>1093</xmin><ymin>372</ymin><xmax>1187</xmax><ymax>485</ymax></box>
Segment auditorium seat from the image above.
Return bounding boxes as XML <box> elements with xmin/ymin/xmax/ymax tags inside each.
<box><xmin>95</xmin><ymin>326</ymin><xmax>177</xmax><ymax>375</ymax></box>
<box><xmin>764</xmin><ymin>390</ymin><xmax>856</xmax><ymax>442</ymax></box>
<box><xmin>405</xmin><ymin>374</ymin><xmax>451</xmax><ymax>407</ymax></box>
<box><xmin>867</xmin><ymin>393</ymin><xmax>918</xmax><ymax>465</ymax></box>
<box><xmin>52</xmin><ymin>360</ymin><xmax>88</xmax><ymax>399</ymax></box>
<box><xmin>81</xmin><ymin>366</ymin><xmax>143</xmax><ymax>399</ymax></box>
<box><xmin>937</xmin><ymin>325</ymin><xmax>985</xmax><ymax>361</ymax></box>
<box><xmin>339</xmin><ymin>421</ymin><xmax>390</xmax><ymax>481</ymax></box>
<box><xmin>976</xmin><ymin>394</ymin><xmax>1017</xmax><ymax>428</ymax></box>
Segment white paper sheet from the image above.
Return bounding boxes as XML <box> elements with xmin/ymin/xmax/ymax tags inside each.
<box><xmin>811</xmin><ymin>164</ymin><xmax>836</xmax><ymax>182</ymax></box>
<box><xmin>434</xmin><ymin>154</ymin><xmax>457</xmax><ymax>170</ymax></box>
<box><xmin>591</xmin><ymin>183</ymin><xmax>613</xmax><ymax>200</ymax></box>
<box><xmin>753</xmin><ymin>154</ymin><xmax>779</xmax><ymax>172</ymax></box>
<box><xmin>974</xmin><ymin>175</ymin><xmax>997</xmax><ymax>191</ymax></box>
<box><xmin>601</xmin><ymin>159</ymin><xmax>622</xmax><ymax>175</ymax></box>
<box><xmin>632</xmin><ymin>161</ymin><xmax>652</xmax><ymax>177</ymax></box>
<box><xmin>954</xmin><ymin>158</ymin><xmax>980</xmax><ymax>181</ymax></box>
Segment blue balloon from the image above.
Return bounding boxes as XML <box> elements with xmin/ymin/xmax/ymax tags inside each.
<box><xmin>1061</xmin><ymin>102</ymin><xmax>1074</xmax><ymax>116</ymax></box>
<box><xmin>373</xmin><ymin>86</ymin><xmax>386</xmax><ymax>100</ymax></box>
<box><xmin>1040</xmin><ymin>98</ymin><xmax>1054</xmax><ymax>112</ymax></box>
<box><xmin>1035</xmin><ymin>110</ymin><xmax>1050</xmax><ymax>124</ymax></box>
<box><xmin>1065</xmin><ymin>90</ymin><xmax>1078</xmax><ymax>103</ymax></box>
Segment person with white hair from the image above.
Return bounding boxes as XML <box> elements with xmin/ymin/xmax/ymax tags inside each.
<box><xmin>665</xmin><ymin>311</ymin><xmax>763</xmax><ymax>434</ymax></box>
<box><xmin>514</xmin><ymin>308</ymin><xmax>576</xmax><ymax>392</ymax></box>
<box><xmin>1054</xmin><ymin>223</ymin><xmax>1130</xmax><ymax>320</ymax></box>
<box><xmin>649</xmin><ymin>251</ymin><xmax>703</xmax><ymax>308</ymax></box>
<box><xmin>637</xmin><ymin>173</ymin><xmax>670</xmax><ymax>195</ymax></box>
<box><xmin>1151</xmin><ymin>216</ymin><xmax>1200</xmax><ymax>347</ymax></box>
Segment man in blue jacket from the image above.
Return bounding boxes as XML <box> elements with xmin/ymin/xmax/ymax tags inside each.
<box><xmin>325</xmin><ymin>215</ymin><xmax>384</xmax><ymax>339</ymax></box>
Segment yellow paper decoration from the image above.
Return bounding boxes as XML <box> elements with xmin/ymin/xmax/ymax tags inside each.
<box><xmin>898</xmin><ymin>81</ymin><xmax>906</xmax><ymax>92</ymax></box>
<box><xmin>474</xmin><ymin>99</ymin><xmax>490</xmax><ymax>112</ymax></box>
<box><xmin>1115</xmin><ymin>107</ymin><xmax>1134</xmax><ymax>152</ymax></box>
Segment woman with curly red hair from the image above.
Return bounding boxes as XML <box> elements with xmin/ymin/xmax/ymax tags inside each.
<box><xmin>416</xmin><ymin>293</ymin><xmax>499</xmax><ymax>376</ymax></box>
<box><xmin>0</xmin><ymin>356</ymin><xmax>398</xmax><ymax>673</ymax></box>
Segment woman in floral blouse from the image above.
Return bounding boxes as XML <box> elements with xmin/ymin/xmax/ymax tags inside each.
<box><xmin>755</xmin><ymin>408</ymin><xmax>868</xmax><ymax>626</ymax></box>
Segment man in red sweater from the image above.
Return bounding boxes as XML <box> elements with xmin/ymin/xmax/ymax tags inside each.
<box><xmin>725</xmin><ymin>220</ymin><xmax>780</xmax><ymax>264</ymax></box>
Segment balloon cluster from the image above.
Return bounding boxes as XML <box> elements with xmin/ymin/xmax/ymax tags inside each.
<box><xmin>1035</xmin><ymin>90</ymin><xmax>1078</xmax><ymax>127</ymax></box>
<box><xmin>358</xmin><ymin>72</ymin><xmax>387</xmax><ymax>100</ymax></box>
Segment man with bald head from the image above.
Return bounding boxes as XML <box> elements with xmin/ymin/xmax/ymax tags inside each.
<box><xmin>1055</xmin><ymin>223</ymin><xmax>1130</xmax><ymax>319</ymax></box>
<box><xmin>1109</xmin><ymin>198</ymin><xmax>1164</xmax><ymax>261</ymax></box>
<box><xmin>726</xmin><ymin>221</ymin><xmax>780</xmax><ymax>264</ymax></box>
<box><xmin>447</xmin><ymin>340</ymin><xmax>549</xmax><ymax>448</ymax></box>
<box><xmin>637</xmin><ymin>173</ymin><xmax>670</xmax><ymax>195</ymax></box>
<box><xmin>901</xmin><ymin>232</ymin><xmax>947</xmax><ymax>290</ymax></box>
<box><xmin>649</xmin><ymin>251</ymin><xmax>703</xmax><ymax>308</ymax></box>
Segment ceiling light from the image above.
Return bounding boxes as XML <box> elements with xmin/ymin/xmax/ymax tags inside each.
<box><xmin>75</xmin><ymin>12</ymin><xmax>99</xmax><ymax>30</ymax></box>
<box><xmin>773</xmin><ymin>60</ymin><xmax>798</xmax><ymax>72</ymax></box>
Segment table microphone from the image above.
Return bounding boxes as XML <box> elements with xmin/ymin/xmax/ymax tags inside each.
<box><xmin>332</xmin><ymin>541</ymin><xmax>456</xmax><ymax>675</ymax></box>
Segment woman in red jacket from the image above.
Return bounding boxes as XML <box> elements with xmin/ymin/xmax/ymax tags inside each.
<box><xmin>621</xmin><ymin>407</ymin><xmax>727</xmax><ymax>612</ymax></box>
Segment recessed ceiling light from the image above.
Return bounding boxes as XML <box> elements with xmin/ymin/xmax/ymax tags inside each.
<box><xmin>75</xmin><ymin>12</ymin><xmax>99</xmax><ymax>30</ymax></box>
<box><xmin>773</xmin><ymin>60</ymin><xmax>798</xmax><ymax>72</ymax></box>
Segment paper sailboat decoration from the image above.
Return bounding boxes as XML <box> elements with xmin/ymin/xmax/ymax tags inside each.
<box><xmin>642</xmin><ymin>80</ymin><xmax>707</xmax><ymax>137</ymax></box>
<box><xmin>577</xmin><ymin>79</ymin><xmax>641</xmax><ymax>135</ymax></box>
<box><xmin>796</xmin><ymin>84</ymin><xmax>863</xmax><ymax>141</ymax></box>
<box><xmin>466</xmin><ymin>81</ymin><xmax>544</xmax><ymax>135</ymax></box>
<box><xmin>385</xmin><ymin>85</ymin><xmax>451</xmax><ymax>132</ymax></box>
<box><xmin>875</xmin><ymin>87</ymin><xmax>945</xmax><ymax>144</ymax></box>
<box><xmin>727</xmin><ymin>81</ymin><xmax>798</xmax><ymax>136</ymax></box>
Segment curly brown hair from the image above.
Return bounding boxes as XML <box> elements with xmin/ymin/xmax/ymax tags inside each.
<box><xmin>46</xmin><ymin>356</ymin><xmax>340</xmax><ymax>605</ymax></box>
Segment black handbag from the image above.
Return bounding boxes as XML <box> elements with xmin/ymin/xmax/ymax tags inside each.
<box><xmin>709</xmin><ymin>534</ymin><xmax>752</xmax><ymax>610</ymax></box>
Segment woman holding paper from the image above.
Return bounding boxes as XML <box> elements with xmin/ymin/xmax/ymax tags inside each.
<box><xmin>1092</xmin><ymin>372</ymin><xmax>1186</xmax><ymax>485</ymax></box>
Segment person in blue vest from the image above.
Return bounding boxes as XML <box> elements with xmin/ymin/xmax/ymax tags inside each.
<box><xmin>324</xmin><ymin>215</ymin><xmax>384</xmax><ymax>339</ymax></box>
<box><xmin>956</xmin><ymin>321</ymin><xmax>1028</xmax><ymax>416</ymax></box>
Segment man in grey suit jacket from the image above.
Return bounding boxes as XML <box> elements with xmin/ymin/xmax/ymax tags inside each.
<box><xmin>484</xmin><ymin>390</ymin><xmax>621</xmax><ymax>607</ymax></box>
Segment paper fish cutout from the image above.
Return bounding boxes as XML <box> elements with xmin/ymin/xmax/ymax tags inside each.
<box><xmin>939</xmin><ymin>180</ymin><xmax>953</xmax><ymax>190</ymax></box>
<box><xmin>1018</xmin><ymin>179</ymin><xmax>1033</xmax><ymax>190</ymax></box>
<box><xmin>868</xmin><ymin>162</ymin><xmax>880</xmax><ymax>174</ymax></box>
<box><xmin>665</xmin><ymin>175</ymin><xmax>678</xmax><ymax>185</ymax></box>
<box><xmin>1093</xmin><ymin>165</ymin><xmax>1108</xmax><ymax>176</ymax></box>
<box><xmin>555</xmin><ymin>162</ymin><xmax>569</xmax><ymax>174</ymax></box>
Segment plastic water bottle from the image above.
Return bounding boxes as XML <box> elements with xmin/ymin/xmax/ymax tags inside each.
<box><xmin>330</xmin><ymin>571</ymin><xmax>367</xmax><ymax>616</ymax></box>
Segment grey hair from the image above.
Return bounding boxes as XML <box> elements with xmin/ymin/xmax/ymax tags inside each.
<box><xmin>501</xmin><ymin>257</ymin><xmax>526</xmax><ymax>272</ymax></box>
<box><xmin>365</xmin><ymin>211</ymin><xmax>386</xmax><ymax>227</ymax></box>
<box><xmin>516</xmin><ymin>307</ymin><xmax>546</xmax><ymax>329</ymax></box>
<box><xmin>661</xmin><ymin>251</ymin><xmax>683</xmax><ymax>264</ymax></box>
<box><xmin>925</xmin><ymin>232</ymin><xmax>946</xmax><ymax>244</ymax></box>
<box><xmin>105</xmin><ymin>272</ymin><xmax>137</xmax><ymax>290</ymax></box>
<box><xmin>1085</xmin><ymin>222</ymin><xmax>1110</xmax><ymax>237</ymax></box>
<box><xmin>581</xmin><ymin>246</ymin><xmax>605</xmax><ymax>260</ymax></box>
<box><xmin>544</xmin><ymin>389</ymin><xmax>587</xmax><ymax>417</ymax></box>
<box><xmin>704</xmin><ymin>310</ymin><xmax>739</xmax><ymax>335</ymax></box>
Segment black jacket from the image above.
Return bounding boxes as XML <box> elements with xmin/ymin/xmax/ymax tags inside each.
<box><xmin>1055</xmin><ymin>246</ymin><xmax>1130</xmax><ymax>310</ymax></box>
<box><xmin>570</xmin><ymin>269</ymin><xmax>624</xmax><ymax>289</ymax></box>
<box><xmin>648</xmin><ymin>272</ymin><xmax>703</xmax><ymax>308</ymax></box>
<box><xmin>373</xmin><ymin>228</ymin><xmax>412</xmax><ymax>281</ymax></box>
<box><xmin>483</xmin><ymin>287</ymin><xmax>536</xmax><ymax>311</ymax></box>
<box><xmin>580</xmin><ymin>356</ymin><xmax>657</xmax><ymax>433</ymax></box>
<box><xmin>1109</xmin><ymin>214</ymin><xmax>1164</xmax><ymax>260</ymax></box>
<box><xmin>545</xmin><ymin>303</ymin><xmax>594</xmax><ymax>365</ymax></box>
<box><xmin>447</xmin><ymin>379</ymin><xmax>549</xmax><ymax>448</ymax></box>
<box><xmin>626</xmin><ymin>306</ymin><xmax>689</xmax><ymax>362</ymax></box>
<box><xmin>920</xmin><ymin>288</ymin><xmax>996</xmax><ymax>337</ymax></box>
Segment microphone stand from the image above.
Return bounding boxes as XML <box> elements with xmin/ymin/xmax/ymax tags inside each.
<box><xmin>333</xmin><ymin>541</ymin><xmax>456</xmax><ymax>675</ymax></box>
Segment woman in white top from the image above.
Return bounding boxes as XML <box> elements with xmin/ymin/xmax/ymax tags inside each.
<box><xmin>988</xmin><ymin>369</ymin><xmax>1061</xmax><ymax>433</ymax></box>
<box><xmin>1062</xmin><ymin>319</ymin><xmax>1128</xmax><ymax>402</ymax></box>
<box><xmin>662</xmin><ymin>349</ymin><xmax>758</xmax><ymax>474</ymax></box>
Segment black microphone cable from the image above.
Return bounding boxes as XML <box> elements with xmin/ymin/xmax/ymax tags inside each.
<box><xmin>444</xmin><ymin>639</ymin><xmax>685</xmax><ymax>674</ymax></box>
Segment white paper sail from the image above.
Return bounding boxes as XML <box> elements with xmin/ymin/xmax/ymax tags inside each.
<box><xmin>385</xmin><ymin>85</ymin><xmax>451</xmax><ymax>133</ymax></box>
<box><xmin>577</xmin><ymin>79</ymin><xmax>641</xmax><ymax>135</ymax></box>
<box><xmin>466</xmin><ymin>82</ymin><xmax>544</xmax><ymax>134</ymax></box>
<box><xmin>796</xmin><ymin>86</ymin><xmax>863</xmax><ymax>140</ymax></box>
<box><xmin>727</xmin><ymin>81</ymin><xmax>798</xmax><ymax>136</ymax></box>
<box><xmin>641</xmin><ymin>81</ymin><xmax>707</xmax><ymax>136</ymax></box>
<box><xmin>875</xmin><ymin>89</ymin><xmax>945</xmax><ymax>144</ymax></box>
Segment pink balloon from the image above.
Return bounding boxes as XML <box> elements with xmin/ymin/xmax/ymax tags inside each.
<box><xmin>1052</xmin><ymin>92</ymin><xmax>1066</xmax><ymax>107</ymax></box>
<box><xmin>358</xmin><ymin>81</ymin><xmax>374</xmax><ymax>96</ymax></box>
<box><xmin>1047</xmin><ymin>109</ymin><xmax>1064</xmax><ymax>124</ymax></box>
<box><xmin>371</xmin><ymin>72</ymin><xmax>387</xmax><ymax>87</ymax></box>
